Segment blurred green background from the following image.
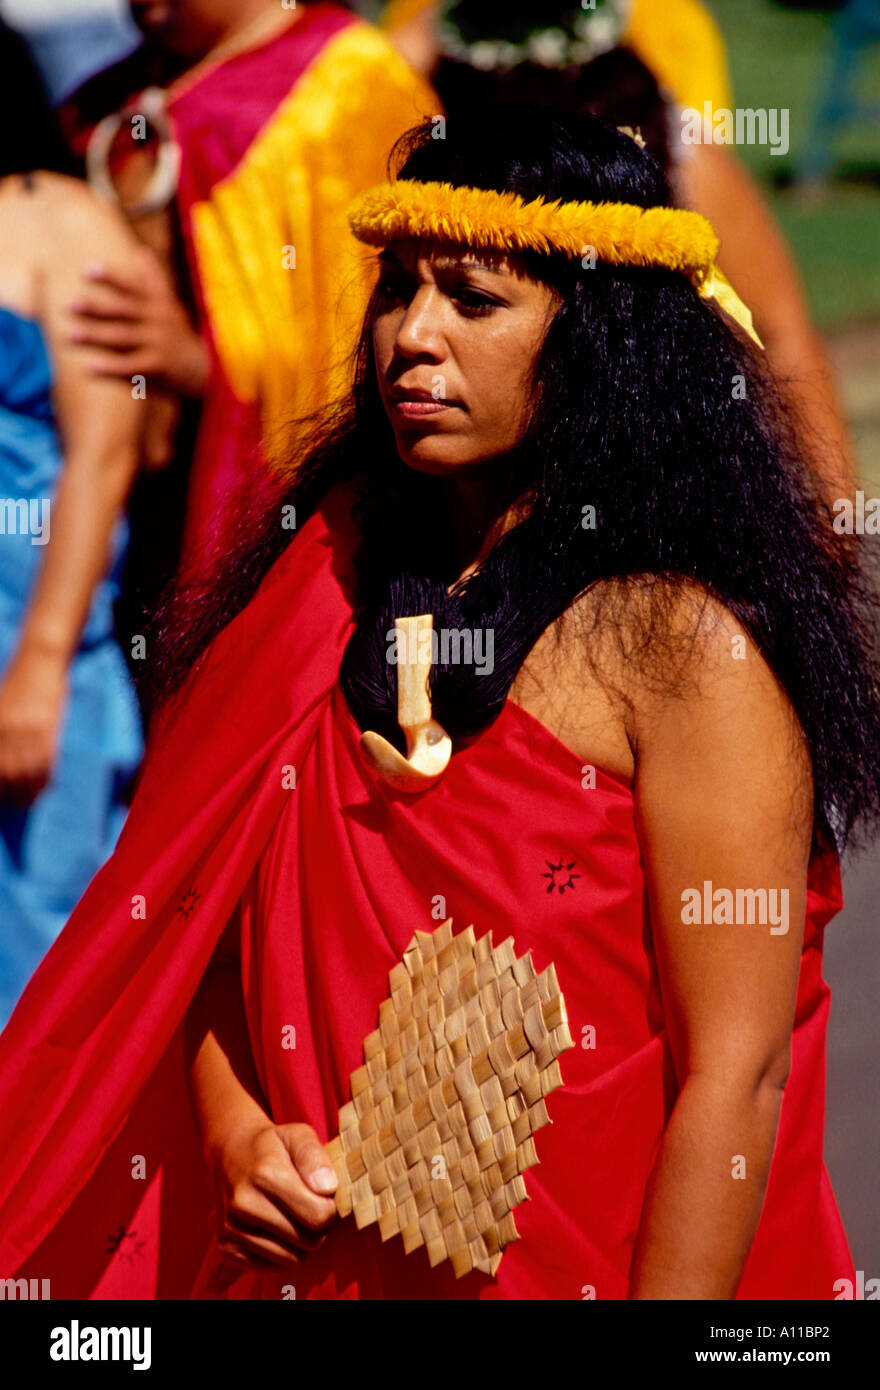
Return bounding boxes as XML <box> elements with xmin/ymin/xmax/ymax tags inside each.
<box><xmin>710</xmin><ymin>0</ymin><xmax>880</xmax><ymax>328</ymax></box>
<box><xmin>709</xmin><ymin>0</ymin><xmax>880</xmax><ymax>486</ymax></box>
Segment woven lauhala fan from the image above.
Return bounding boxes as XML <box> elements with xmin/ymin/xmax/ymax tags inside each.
<box><xmin>325</xmin><ymin>918</ymin><xmax>574</xmax><ymax>1279</ymax></box>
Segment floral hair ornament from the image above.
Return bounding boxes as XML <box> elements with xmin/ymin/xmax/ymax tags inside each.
<box><xmin>348</xmin><ymin>178</ymin><xmax>763</xmax><ymax>349</ymax></box>
<box><xmin>436</xmin><ymin>0</ymin><xmax>631</xmax><ymax>73</ymax></box>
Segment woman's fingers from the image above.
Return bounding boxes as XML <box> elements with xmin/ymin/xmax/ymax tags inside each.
<box><xmin>227</xmin><ymin>1186</ymin><xmax>326</xmax><ymax>1254</ymax></box>
<box><xmin>83</xmin><ymin>350</ymin><xmax>155</xmax><ymax>378</ymax></box>
<box><xmin>279</xmin><ymin>1124</ymin><xmax>340</xmax><ymax>1199</ymax></box>
<box><xmin>221</xmin><ymin>1191</ymin><xmax>330</xmax><ymax>1271</ymax></box>
<box><xmin>211</xmin><ymin>1125</ymin><xmax>339</xmax><ymax>1276</ymax></box>
<box><xmin>68</xmin><ymin>318</ymin><xmax>144</xmax><ymax>350</ymax></box>
<box><xmin>252</xmin><ymin>1156</ymin><xmax>337</xmax><ymax>1232</ymax></box>
<box><xmin>83</xmin><ymin>260</ymin><xmax>150</xmax><ymax>299</ymax></box>
<box><xmin>68</xmin><ymin>280</ymin><xmax>143</xmax><ymax>322</ymax></box>
<box><xmin>217</xmin><ymin>1233</ymin><xmax>301</xmax><ymax>1271</ymax></box>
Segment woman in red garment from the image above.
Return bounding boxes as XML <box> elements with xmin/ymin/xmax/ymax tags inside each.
<box><xmin>176</xmin><ymin>110</ymin><xmax>880</xmax><ymax>1300</ymax></box>
<box><xmin>0</xmin><ymin>109</ymin><xmax>878</xmax><ymax>1301</ymax></box>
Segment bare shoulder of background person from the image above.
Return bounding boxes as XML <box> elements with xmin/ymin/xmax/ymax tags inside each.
<box><xmin>16</xmin><ymin>170</ymin><xmax>140</xmax><ymax>278</ymax></box>
<box><xmin>8</xmin><ymin>170</ymin><xmax>146</xmax><ymax>453</ymax></box>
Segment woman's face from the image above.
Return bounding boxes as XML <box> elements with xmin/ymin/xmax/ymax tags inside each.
<box><xmin>372</xmin><ymin>240</ymin><xmax>561</xmax><ymax>477</ymax></box>
<box><xmin>128</xmin><ymin>0</ymin><xmax>237</xmax><ymax>55</ymax></box>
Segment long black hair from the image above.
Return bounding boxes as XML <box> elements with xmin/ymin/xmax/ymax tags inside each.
<box><xmin>0</xmin><ymin>20</ymin><xmax>77</xmax><ymax>179</ymax></box>
<box><xmin>434</xmin><ymin>47</ymin><xmax>672</xmax><ymax>171</ymax></box>
<box><xmin>145</xmin><ymin>108</ymin><xmax>880</xmax><ymax>852</ymax></box>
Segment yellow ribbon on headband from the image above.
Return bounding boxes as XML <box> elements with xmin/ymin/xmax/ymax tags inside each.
<box><xmin>348</xmin><ymin>179</ymin><xmax>764</xmax><ymax>350</ymax></box>
<box><xmin>697</xmin><ymin>264</ymin><xmax>764</xmax><ymax>349</ymax></box>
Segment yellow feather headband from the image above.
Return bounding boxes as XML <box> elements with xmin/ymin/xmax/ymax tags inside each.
<box><xmin>348</xmin><ymin>179</ymin><xmax>762</xmax><ymax>348</ymax></box>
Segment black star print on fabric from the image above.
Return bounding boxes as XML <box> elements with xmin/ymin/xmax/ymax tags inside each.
<box><xmin>176</xmin><ymin>886</ymin><xmax>200</xmax><ymax>920</ymax></box>
<box><xmin>105</xmin><ymin>1226</ymin><xmax>147</xmax><ymax>1264</ymax></box>
<box><xmin>541</xmin><ymin>859</ymin><xmax>581</xmax><ymax>894</ymax></box>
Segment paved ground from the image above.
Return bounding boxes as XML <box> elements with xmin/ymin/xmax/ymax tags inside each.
<box><xmin>820</xmin><ymin>323</ymin><xmax>880</xmax><ymax>1277</ymax></box>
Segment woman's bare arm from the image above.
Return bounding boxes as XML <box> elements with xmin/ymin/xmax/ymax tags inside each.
<box><xmin>628</xmin><ymin>586</ymin><xmax>812</xmax><ymax>1298</ymax></box>
<box><xmin>185</xmin><ymin>914</ymin><xmax>338</xmax><ymax>1271</ymax></box>
<box><xmin>0</xmin><ymin>177</ymin><xmax>142</xmax><ymax>798</ymax></box>
<box><xmin>19</xmin><ymin>179</ymin><xmax>143</xmax><ymax>664</ymax></box>
<box><xmin>185</xmin><ymin>937</ymin><xmax>279</xmax><ymax>1164</ymax></box>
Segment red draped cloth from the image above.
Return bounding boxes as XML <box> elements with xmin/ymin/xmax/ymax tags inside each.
<box><xmin>0</xmin><ymin>483</ymin><xmax>855</xmax><ymax>1299</ymax></box>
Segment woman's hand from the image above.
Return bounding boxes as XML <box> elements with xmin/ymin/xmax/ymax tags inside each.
<box><xmin>0</xmin><ymin>646</ymin><xmax>67</xmax><ymax>804</ymax></box>
<box><xmin>67</xmin><ymin>247</ymin><xmax>209</xmax><ymax>398</ymax></box>
<box><xmin>209</xmin><ymin>1118</ymin><xmax>338</xmax><ymax>1272</ymax></box>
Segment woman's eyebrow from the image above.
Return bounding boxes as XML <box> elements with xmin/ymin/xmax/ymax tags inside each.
<box><xmin>376</xmin><ymin>249</ymin><xmax>509</xmax><ymax>276</ymax></box>
<box><xmin>434</xmin><ymin>257</ymin><xmax>507</xmax><ymax>276</ymax></box>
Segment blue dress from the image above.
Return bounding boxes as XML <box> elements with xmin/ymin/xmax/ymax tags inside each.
<box><xmin>0</xmin><ymin>305</ymin><xmax>143</xmax><ymax>1027</ymax></box>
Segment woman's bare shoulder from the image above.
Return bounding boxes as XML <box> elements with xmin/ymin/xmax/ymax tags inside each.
<box><xmin>510</xmin><ymin>571</ymin><xmax>788</xmax><ymax>786</ymax></box>
<box><xmin>565</xmin><ymin>573</ymin><xmax>759</xmax><ymax>679</ymax></box>
<box><xmin>3</xmin><ymin>170</ymin><xmax>95</xmax><ymax>219</ymax></box>
<box><xmin>579</xmin><ymin>575</ymin><xmax>805</xmax><ymax>777</ymax></box>
<box><xmin>5</xmin><ymin>171</ymin><xmax>139</xmax><ymax>271</ymax></box>
<box><xmin>555</xmin><ymin>572</ymin><xmax>784</xmax><ymax>729</ymax></box>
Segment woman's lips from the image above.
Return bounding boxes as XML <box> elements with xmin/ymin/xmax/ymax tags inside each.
<box><xmin>392</xmin><ymin>399</ymin><xmax>456</xmax><ymax>417</ymax></box>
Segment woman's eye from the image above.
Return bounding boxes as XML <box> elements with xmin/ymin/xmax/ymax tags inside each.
<box><xmin>453</xmin><ymin>286</ymin><xmax>497</xmax><ymax>315</ymax></box>
<box><xmin>376</xmin><ymin>275</ymin><xmax>412</xmax><ymax>302</ymax></box>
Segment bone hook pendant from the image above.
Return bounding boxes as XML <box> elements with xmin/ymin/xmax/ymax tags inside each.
<box><xmin>359</xmin><ymin>614</ymin><xmax>452</xmax><ymax>792</ymax></box>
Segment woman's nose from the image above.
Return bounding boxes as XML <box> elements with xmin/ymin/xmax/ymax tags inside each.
<box><xmin>394</xmin><ymin>286</ymin><xmax>445</xmax><ymax>359</ymax></box>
